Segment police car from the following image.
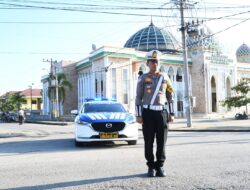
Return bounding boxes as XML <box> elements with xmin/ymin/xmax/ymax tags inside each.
<box><xmin>72</xmin><ymin>98</ymin><xmax>138</xmax><ymax>146</ymax></box>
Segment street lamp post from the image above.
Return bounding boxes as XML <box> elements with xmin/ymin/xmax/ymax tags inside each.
<box><xmin>29</xmin><ymin>83</ymin><xmax>34</xmax><ymax>114</ymax></box>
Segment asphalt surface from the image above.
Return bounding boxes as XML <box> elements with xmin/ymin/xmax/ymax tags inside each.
<box><xmin>1</xmin><ymin>124</ymin><xmax>250</xmax><ymax>190</ymax></box>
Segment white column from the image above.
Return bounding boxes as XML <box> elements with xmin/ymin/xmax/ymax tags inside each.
<box><xmin>78</xmin><ymin>76</ymin><xmax>80</xmax><ymax>110</ymax></box>
<box><xmin>129</xmin><ymin>60</ymin><xmax>134</xmax><ymax>112</ymax></box>
<box><xmin>87</xmin><ymin>73</ymin><xmax>91</xmax><ymax>98</ymax></box>
<box><xmin>81</xmin><ymin>73</ymin><xmax>84</xmax><ymax>100</ymax></box>
<box><xmin>91</xmin><ymin>71</ymin><xmax>95</xmax><ymax>97</ymax></box>
<box><xmin>84</xmin><ymin>73</ymin><xmax>87</xmax><ymax>99</ymax></box>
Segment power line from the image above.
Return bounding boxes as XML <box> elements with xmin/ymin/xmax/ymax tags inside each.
<box><xmin>0</xmin><ymin>20</ymin><xmax>171</xmax><ymax>24</ymax></box>
<box><xmin>0</xmin><ymin>2</ymin><xmax>250</xmax><ymax>21</ymax></box>
<box><xmin>1</xmin><ymin>1</ymin><xmax>250</xmax><ymax>10</ymax></box>
<box><xmin>167</xmin><ymin>17</ymin><xmax>250</xmax><ymax>53</ymax></box>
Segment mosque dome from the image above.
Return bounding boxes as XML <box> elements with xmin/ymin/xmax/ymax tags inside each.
<box><xmin>236</xmin><ymin>43</ymin><xmax>250</xmax><ymax>57</ymax></box>
<box><xmin>236</xmin><ymin>43</ymin><xmax>250</xmax><ymax>63</ymax></box>
<box><xmin>124</xmin><ymin>22</ymin><xmax>181</xmax><ymax>54</ymax></box>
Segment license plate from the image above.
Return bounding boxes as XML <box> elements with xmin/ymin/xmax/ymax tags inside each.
<box><xmin>100</xmin><ymin>132</ymin><xmax>118</xmax><ymax>139</ymax></box>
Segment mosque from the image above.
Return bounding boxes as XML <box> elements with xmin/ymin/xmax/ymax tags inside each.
<box><xmin>42</xmin><ymin>21</ymin><xmax>250</xmax><ymax>117</ymax></box>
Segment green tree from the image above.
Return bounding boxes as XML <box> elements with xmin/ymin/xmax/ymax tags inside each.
<box><xmin>0</xmin><ymin>92</ymin><xmax>25</xmax><ymax>112</ymax></box>
<box><xmin>222</xmin><ymin>78</ymin><xmax>250</xmax><ymax>112</ymax></box>
<box><xmin>10</xmin><ymin>92</ymin><xmax>26</xmax><ymax>110</ymax></box>
<box><xmin>46</xmin><ymin>72</ymin><xmax>72</xmax><ymax>117</ymax></box>
<box><xmin>0</xmin><ymin>93</ymin><xmax>14</xmax><ymax>112</ymax></box>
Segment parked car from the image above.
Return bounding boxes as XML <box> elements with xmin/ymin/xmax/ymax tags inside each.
<box><xmin>72</xmin><ymin>98</ymin><xmax>138</xmax><ymax>146</ymax></box>
<box><xmin>235</xmin><ymin>112</ymin><xmax>248</xmax><ymax>120</ymax></box>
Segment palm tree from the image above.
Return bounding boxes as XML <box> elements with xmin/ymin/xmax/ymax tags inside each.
<box><xmin>46</xmin><ymin>73</ymin><xmax>72</xmax><ymax>117</ymax></box>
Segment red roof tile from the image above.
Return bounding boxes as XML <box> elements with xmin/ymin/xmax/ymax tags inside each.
<box><xmin>20</xmin><ymin>89</ymin><xmax>42</xmax><ymax>97</ymax></box>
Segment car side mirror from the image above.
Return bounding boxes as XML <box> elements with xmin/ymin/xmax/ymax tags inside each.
<box><xmin>71</xmin><ymin>110</ymin><xmax>78</xmax><ymax>115</ymax></box>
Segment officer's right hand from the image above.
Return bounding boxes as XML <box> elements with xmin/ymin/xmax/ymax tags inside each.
<box><xmin>136</xmin><ymin>116</ymin><xmax>143</xmax><ymax>124</ymax></box>
<box><xmin>168</xmin><ymin>115</ymin><xmax>174</xmax><ymax>122</ymax></box>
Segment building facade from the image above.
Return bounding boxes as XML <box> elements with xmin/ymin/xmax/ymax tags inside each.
<box><xmin>42</xmin><ymin>22</ymin><xmax>250</xmax><ymax>117</ymax></box>
<box><xmin>41</xmin><ymin>60</ymin><xmax>77</xmax><ymax>116</ymax></box>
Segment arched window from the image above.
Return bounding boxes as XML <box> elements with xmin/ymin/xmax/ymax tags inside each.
<box><xmin>176</xmin><ymin>67</ymin><xmax>183</xmax><ymax>82</ymax></box>
<box><xmin>159</xmin><ymin>65</ymin><xmax>166</xmax><ymax>73</ymax></box>
<box><xmin>168</xmin><ymin>67</ymin><xmax>174</xmax><ymax>81</ymax></box>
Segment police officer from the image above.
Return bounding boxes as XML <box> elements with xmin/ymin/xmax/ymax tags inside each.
<box><xmin>135</xmin><ymin>50</ymin><xmax>174</xmax><ymax>177</ymax></box>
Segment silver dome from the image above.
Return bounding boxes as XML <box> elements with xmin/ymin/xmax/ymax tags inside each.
<box><xmin>124</xmin><ymin>22</ymin><xmax>180</xmax><ymax>54</ymax></box>
<box><xmin>236</xmin><ymin>43</ymin><xmax>250</xmax><ymax>63</ymax></box>
<box><xmin>236</xmin><ymin>43</ymin><xmax>250</xmax><ymax>57</ymax></box>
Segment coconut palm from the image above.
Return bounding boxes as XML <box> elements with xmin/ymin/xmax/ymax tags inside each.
<box><xmin>46</xmin><ymin>73</ymin><xmax>72</xmax><ymax>117</ymax></box>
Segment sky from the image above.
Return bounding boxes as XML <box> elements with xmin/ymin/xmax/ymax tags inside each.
<box><xmin>0</xmin><ymin>0</ymin><xmax>249</xmax><ymax>95</ymax></box>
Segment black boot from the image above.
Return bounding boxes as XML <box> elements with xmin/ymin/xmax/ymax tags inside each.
<box><xmin>155</xmin><ymin>167</ymin><xmax>166</xmax><ymax>177</ymax></box>
<box><xmin>147</xmin><ymin>167</ymin><xmax>155</xmax><ymax>177</ymax></box>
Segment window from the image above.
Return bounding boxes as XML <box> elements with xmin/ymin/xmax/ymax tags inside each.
<box><xmin>32</xmin><ymin>100</ymin><xmax>37</xmax><ymax>104</ymax></box>
<box><xmin>83</xmin><ymin>103</ymin><xmax>126</xmax><ymax>113</ymax></box>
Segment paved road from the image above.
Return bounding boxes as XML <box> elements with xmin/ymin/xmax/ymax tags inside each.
<box><xmin>0</xmin><ymin>123</ymin><xmax>250</xmax><ymax>190</ymax></box>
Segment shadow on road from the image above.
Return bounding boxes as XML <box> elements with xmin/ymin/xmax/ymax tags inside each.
<box><xmin>7</xmin><ymin>173</ymin><xmax>146</xmax><ymax>190</ymax></box>
<box><xmin>0</xmin><ymin>139</ymin><xmax>142</xmax><ymax>155</ymax></box>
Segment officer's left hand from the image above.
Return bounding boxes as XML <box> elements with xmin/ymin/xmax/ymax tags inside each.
<box><xmin>136</xmin><ymin>116</ymin><xmax>143</xmax><ymax>124</ymax></box>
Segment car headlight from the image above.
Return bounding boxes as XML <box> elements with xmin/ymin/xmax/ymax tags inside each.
<box><xmin>75</xmin><ymin>117</ymin><xmax>91</xmax><ymax>125</ymax></box>
<box><xmin>125</xmin><ymin>115</ymin><xmax>136</xmax><ymax>124</ymax></box>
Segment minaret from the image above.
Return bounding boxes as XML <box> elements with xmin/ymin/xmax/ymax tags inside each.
<box><xmin>187</xmin><ymin>25</ymin><xmax>209</xmax><ymax>114</ymax></box>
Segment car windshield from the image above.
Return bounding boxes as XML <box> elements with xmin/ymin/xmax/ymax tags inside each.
<box><xmin>83</xmin><ymin>103</ymin><xmax>126</xmax><ymax>113</ymax></box>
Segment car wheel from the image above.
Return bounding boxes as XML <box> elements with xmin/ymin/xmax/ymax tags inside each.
<box><xmin>127</xmin><ymin>140</ymin><xmax>137</xmax><ymax>145</ymax></box>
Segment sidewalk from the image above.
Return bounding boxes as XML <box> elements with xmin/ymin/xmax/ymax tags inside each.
<box><xmin>27</xmin><ymin>117</ymin><xmax>250</xmax><ymax>132</ymax></box>
<box><xmin>0</xmin><ymin>117</ymin><xmax>249</xmax><ymax>139</ymax></box>
<box><xmin>169</xmin><ymin>117</ymin><xmax>250</xmax><ymax>132</ymax></box>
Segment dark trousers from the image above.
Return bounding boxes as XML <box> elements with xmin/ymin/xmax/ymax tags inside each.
<box><xmin>18</xmin><ymin>115</ymin><xmax>24</xmax><ymax>125</ymax></box>
<box><xmin>142</xmin><ymin>108</ymin><xmax>168</xmax><ymax>169</ymax></box>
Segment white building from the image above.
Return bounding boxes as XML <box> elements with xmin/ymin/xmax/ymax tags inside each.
<box><xmin>42</xmin><ymin>22</ymin><xmax>250</xmax><ymax>117</ymax></box>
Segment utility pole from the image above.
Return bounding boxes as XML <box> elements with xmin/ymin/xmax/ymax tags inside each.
<box><xmin>179</xmin><ymin>0</ymin><xmax>192</xmax><ymax>127</ymax></box>
<box><xmin>54</xmin><ymin>61</ymin><xmax>59</xmax><ymax>119</ymax></box>
<box><xmin>43</xmin><ymin>58</ymin><xmax>59</xmax><ymax>119</ymax></box>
